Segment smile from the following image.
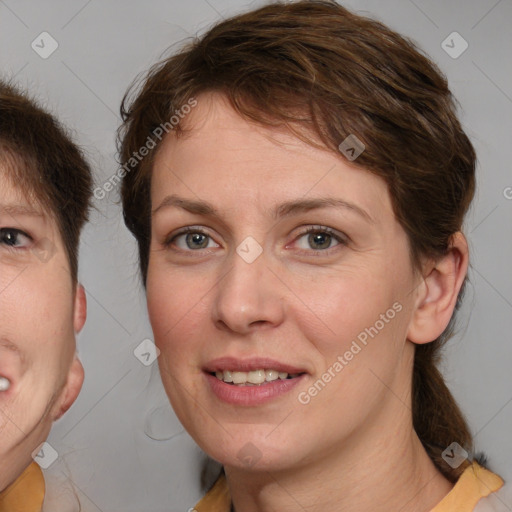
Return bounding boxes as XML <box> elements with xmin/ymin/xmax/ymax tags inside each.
<box><xmin>203</xmin><ymin>357</ymin><xmax>308</xmax><ymax>405</ymax></box>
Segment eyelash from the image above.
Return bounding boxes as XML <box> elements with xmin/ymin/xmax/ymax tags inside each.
<box><xmin>164</xmin><ymin>225</ymin><xmax>347</xmax><ymax>255</ymax></box>
<box><xmin>0</xmin><ymin>228</ymin><xmax>33</xmax><ymax>251</ymax></box>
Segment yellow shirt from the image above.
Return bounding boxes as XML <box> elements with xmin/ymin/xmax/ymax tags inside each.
<box><xmin>432</xmin><ymin>462</ymin><xmax>504</xmax><ymax>512</ymax></box>
<box><xmin>0</xmin><ymin>460</ymin><xmax>503</xmax><ymax>511</ymax></box>
<box><xmin>0</xmin><ymin>462</ymin><xmax>45</xmax><ymax>512</ymax></box>
<box><xmin>194</xmin><ymin>462</ymin><xmax>504</xmax><ymax>512</ymax></box>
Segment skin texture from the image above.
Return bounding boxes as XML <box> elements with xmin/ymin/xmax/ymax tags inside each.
<box><xmin>147</xmin><ymin>92</ymin><xmax>468</xmax><ymax>512</ymax></box>
<box><xmin>0</xmin><ymin>168</ymin><xmax>85</xmax><ymax>492</ymax></box>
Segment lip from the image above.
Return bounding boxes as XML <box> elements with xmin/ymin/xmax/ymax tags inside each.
<box><xmin>203</xmin><ymin>357</ymin><xmax>307</xmax><ymax>374</ymax></box>
<box><xmin>203</xmin><ymin>357</ymin><xmax>307</xmax><ymax>406</ymax></box>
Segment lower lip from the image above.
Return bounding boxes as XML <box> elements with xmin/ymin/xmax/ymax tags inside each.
<box><xmin>205</xmin><ymin>372</ymin><xmax>305</xmax><ymax>406</ymax></box>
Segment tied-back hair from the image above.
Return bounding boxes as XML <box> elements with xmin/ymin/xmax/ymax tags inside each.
<box><xmin>119</xmin><ymin>0</ymin><xmax>477</xmax><ymax>481</ymax></box>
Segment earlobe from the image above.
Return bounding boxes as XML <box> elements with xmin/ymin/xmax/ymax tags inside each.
<box><xmin>74</xmin><ymin>283</ymin><xmax>87</xmax><ymax>333</ymax></box>
<box><xmin>53</xmin><ymin>356</ymin><xmax>84</xmax><ymax>421</ymax></box>
<box><xmin>407</xmin><ymin>232</ymin><xmax>469</xmax><ymax>345</ymax></box>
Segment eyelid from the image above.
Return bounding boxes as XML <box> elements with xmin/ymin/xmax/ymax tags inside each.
<box><xmin>300</xmin><ymin>225</ymin><xmax>348</xmax><ymax>241</ymax></box>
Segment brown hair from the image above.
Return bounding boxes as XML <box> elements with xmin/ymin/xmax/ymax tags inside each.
<box><xmin>0</xmin><ymin>80</ymin><xmax>92</xmax><ymax>281</ymax></box>
<box><xmin>119</xmin><ymin>0</ymin><xmax>476</xmax><ymax>481</ymax></box>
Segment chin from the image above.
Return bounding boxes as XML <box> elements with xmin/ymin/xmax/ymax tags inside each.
<box><xmin>196</xmin><ymin>430</ymin><xmax>303</xmax><ymax>473</ymax></box>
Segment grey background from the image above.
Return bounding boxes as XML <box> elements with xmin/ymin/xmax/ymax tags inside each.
<box><xmin>1</xmin><ymin>0</ymin><xmax>511</xmax><ymax>510</ymax></box>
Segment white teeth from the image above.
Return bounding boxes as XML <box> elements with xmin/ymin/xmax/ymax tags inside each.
<box><xmin>232</xmin><ymin>372</ymin><xmax>246</xmax><ymax>384</ymax></box>
<box><xmin>0</xmin><ymin>377</ymin><xmax>11</xmax><ymax>391</ymax></box>
<box><xmin>265</xmin><ymin>370</ymin><xmax>279</xmax><ymax>382</ymax></box>
<box><xmin>214</xmin><ymin>369</ymin><xmax>301</xmax><ymax>385</ymax></box>
<box><xmin>248</xmin><ymin>370</ymin><xmax>266</xmax><ymax>384</ymax></box>
<box><xmin>216</xmin><ymin>370</ymin><xmax>234</xmax><ymax>382</ymax></box>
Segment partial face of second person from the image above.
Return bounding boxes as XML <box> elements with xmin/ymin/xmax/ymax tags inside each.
<box><xmin>147</xmin><ymin>92</ymin><xmax>455</xmax><ymax>473</ymax></box>
<box><xmin>0</xmin><ymin>166</ymin><xmax>85</xmax><ymax>490</ymax></box>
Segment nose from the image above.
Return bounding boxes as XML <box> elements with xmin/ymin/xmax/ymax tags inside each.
<box><xmin>212</xmin><ymin>245</ymin><xmax>285</xmax><ymax>334</ymax></box>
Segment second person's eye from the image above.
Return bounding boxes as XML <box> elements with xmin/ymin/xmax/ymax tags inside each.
<box><xmin>0</xmin><ymin>228</ymin><xmax>32</xmax><ymax>249</ymax></box>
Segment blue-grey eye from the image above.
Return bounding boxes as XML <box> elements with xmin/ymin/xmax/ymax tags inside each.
<box><xmin>172</xmin><ymin>230</ymin><xmax>219</xmax><ymax>251</ymax></box>
<box><xmin>308</xmin><ymin>232</ymin><xmax>333</xmax><ymax>250</ymax></box>
<box><xmin>185</xmin><ymin>232</ymin><xmax>209</xmax><ymax>249</ymax></box>
<box><xmin>295</xmin><ymin>229</ymin><xmax>340</xmax><ymax>251</ymax></box>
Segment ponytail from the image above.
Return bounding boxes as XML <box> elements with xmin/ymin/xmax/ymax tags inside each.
<box><xmin>412</xmin><ymin>280</ymin><xmax>474</xmax><ymax>482</ymax></box>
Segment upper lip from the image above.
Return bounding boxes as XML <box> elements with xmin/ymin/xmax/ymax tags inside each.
<box><xmin>203</xmin><ymin>357</ymin><xmax>307</xmax><ymax>374</ymax></box>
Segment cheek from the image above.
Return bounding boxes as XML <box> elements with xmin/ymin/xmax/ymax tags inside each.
<box><xmin>289</xmin><ymin>264</ymin><xmax>412</xmax><ymax>413</ymax></box>
<box><xmin>5</xmin><ymin>269</ymin><xmax>75</xmax><ymax>362</ymax></box>
<box><xmin>290</xmin><ymin>268</ymin><xmax>400</xmax><ymax>351</ymax></box>
<box><xmin>147</xmin><ymin>267</ymin><xmax>208</xmax><ymax>368</ymax></box>
<box><xmin>32</xmin><ymin>280</ymin><xmax>75</xmax><ymax>338</ymax></box>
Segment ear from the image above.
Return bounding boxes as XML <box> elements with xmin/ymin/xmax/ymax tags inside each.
<box><xmin>52</xmin><ymin>356</ymin><xmax>84</xmax><ymax>420</ymax></box>
<box><xmin>407</xmin><ymin>232</ymin><xmax>469</xmax><ymax>344</ymax></box>
<box><xmin>74</xmin><ymin>283</ymin><xmax>87</xmax><ymax>333</ymax></box>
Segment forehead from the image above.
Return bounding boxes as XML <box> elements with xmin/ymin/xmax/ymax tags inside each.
<box><xmin>0</xmin><ymin>161</ymin><xmax>48</xmax><ymax>220</ymax></box>
<box><xmin>151</xmin><ymin>93</ymin><xmax>392</xmax><ymax>220</ymax></box>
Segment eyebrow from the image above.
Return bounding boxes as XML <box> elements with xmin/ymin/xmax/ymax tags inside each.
<box><xmin>0</xmin><ymin>203</ymin><xmax>44</xmax><ymax>218</ymax></box>
<box><xmin>152</xmin><ymin>194</ymin><xmax>373</xmax><ymax>223</ymax></box>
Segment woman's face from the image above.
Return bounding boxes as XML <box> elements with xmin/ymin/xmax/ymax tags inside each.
<box><xmin>147</xmin><ymin>93</ymin><xmax>422</xmax><ymax>471</ymax></box>
<box><xmin>0</xmin><ymin>169</ymin><xmax>85</xmax><ymax>490</ymax></box>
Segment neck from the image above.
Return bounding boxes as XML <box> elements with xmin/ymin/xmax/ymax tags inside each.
<box><xmin>225</xmin><ymin>405</ymin><xmax>453</xmax><ymax>512</ymax></box>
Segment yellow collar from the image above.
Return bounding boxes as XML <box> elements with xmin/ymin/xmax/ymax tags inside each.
<box><xmin>0</xmin><ymin>462</ymin><xmax>45</xmax><ymax>512</ymax></box>
<box><xmin>194</xmin><ymin>462</ymin><xmax>504</xmax><ymax>512</ymax></box>
<box><xmin>432</xmin><ymin>461</ymin><xmax>504</xmax><ymax>511</ymax></box>
<box><xmin>195</xmin><ymin>472</ymin><xmax>230</xmax><ymax>512</ymax></box>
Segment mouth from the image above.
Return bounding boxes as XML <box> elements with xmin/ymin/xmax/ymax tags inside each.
<box><xmin>203</xmin><ymin>357</ymin><xmax>307</xmax><ymax>405</ymax></box>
